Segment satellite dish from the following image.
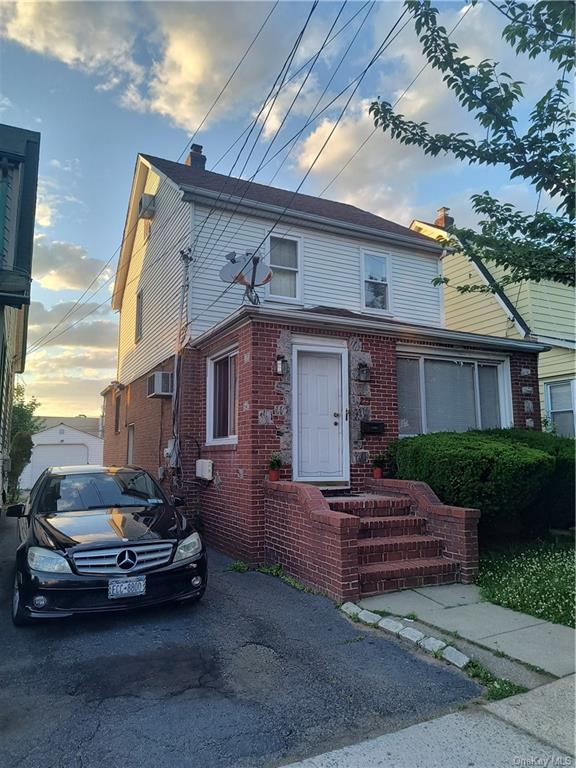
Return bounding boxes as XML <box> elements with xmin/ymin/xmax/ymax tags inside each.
<box><xmin>219</xmin><ymin>251</ymin><xmax>272</xmax><ymax>287</ymax></box>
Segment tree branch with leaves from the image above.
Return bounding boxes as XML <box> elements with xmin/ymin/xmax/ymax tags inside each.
<box><xmin>369</xmin><ymin>0</ymin><xmax>575</xmax><ymax>290</ymax></box>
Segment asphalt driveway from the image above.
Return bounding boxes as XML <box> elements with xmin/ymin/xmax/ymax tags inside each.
<box><xmin>0</xmin><ymin>511</ymin><xmax>479</xmax><ymax>768</ymax></box>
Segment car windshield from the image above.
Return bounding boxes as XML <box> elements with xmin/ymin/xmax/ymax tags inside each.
<box><xmin>40</xmin><ymin>470</ymin><xmax>166</xmax><ymax>513</ymax></box>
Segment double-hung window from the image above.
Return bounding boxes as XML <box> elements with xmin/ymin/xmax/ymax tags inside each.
<box><xmin>397</xmin><ymin>354</ymin><xmax>507</xmax><ymax>435</ymax></box>
<box><xmin>208</xmin><ymin>350</ymin><xmax>238</xmax><ymax>443</ymax></box>
<box><xmin>363</xmin><ymin>252</ymin><xmax>389</xmax><ymax>311</ymax></box>
<box><xmin>268</xmin><ymin>236</ymin><xmax>300</xmax><ymax>301</ymax></box>
<box><xmin>545</xmin><ymin>380</ymin><xmax>575</xmax><ymax>437</ymax></box>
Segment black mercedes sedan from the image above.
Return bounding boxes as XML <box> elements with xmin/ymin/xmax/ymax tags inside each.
<box><xmin>7</xmin><ymin>465</ymin><xmax>207</xmax><ymax>626</ymax></box>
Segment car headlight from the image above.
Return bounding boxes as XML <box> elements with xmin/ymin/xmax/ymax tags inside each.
<box><xmin>174</xmin><ymin>532</ymin><xmax>202</xmax><ymax>562</ymax></box>
<box><xmin>28</xmin><ymin>547</ymin><xmax>72</xmax><ymax>574</ymax></box>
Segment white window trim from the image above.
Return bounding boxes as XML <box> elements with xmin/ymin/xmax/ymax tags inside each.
<box><xmin>265</xmin><ymin>233</ymin><xmax>303</xmax><ymax>305</ymax></box>
<box><xmin>206</xmin><ymin>346</ymin><xmax>239</xmax><ymax>446</ymax></box>
<box><xmin>397</xmin><ymin>351</ymin><xmax>513</xmax><ymax>436</ymax></box>
<box><xmin>361</xmin><ymin>250</ymin><xmax>393</xmax><ymax>316</ymax></box>
<box><xmin>544</xmin><ymin>378</ymin><xmax>576</xmax><ymax>436</ymax></box>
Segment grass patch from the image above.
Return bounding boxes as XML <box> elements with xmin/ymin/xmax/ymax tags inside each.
<box><xmin>227</xmin><ymin>561</ymin><xmax>250</xmax><ymax>573</ymax></box>
<box><xmin>477</xmin><ymin>540</ymin><xmax>575</xmax><ymax>628</ymax></box>
<box><xmin>465</xmin><ymin>660</ymin><xmax>528</xmax><ymax>701</ymax></box>
<box><xmin>257</xmin><ymin>563</ymin><xmax>316</xmax><ymax>593</ymax></box>
<box><xmin>371</xmin><ymin>609</ymin><xmax>391</xmax><ymax>617</ymax></box>
<box><xmin>405</xmin><ymin>612</ymin><xmax>418</xmax><ymax>621</ymax></box>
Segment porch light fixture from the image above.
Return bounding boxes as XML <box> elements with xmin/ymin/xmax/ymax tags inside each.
<box><xmin>357</xmin><ymin>362</ymin><xmax>371</xmax><ymax>382</ymax></box>
<box><xmin>275</xmin><ymin>355</ymin><xmax>289</xmax><ymax>376</ymax></box>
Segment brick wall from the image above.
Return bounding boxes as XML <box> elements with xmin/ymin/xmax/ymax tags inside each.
<box><xmin>102</xmin><ymin>356</ymin><xmax>176</xmax><ymax>487</ymax></box>
<box><xmin>264</xmin><ymin>480</ymin><xmax>360</xmax><ymax>600</ymax></box>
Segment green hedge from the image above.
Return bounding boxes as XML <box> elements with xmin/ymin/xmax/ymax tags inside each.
<box><xmin>473</xmin><ymin>430</ymin><xmax>575</xmax><ymax>531</ymax></box>
<box><xmin>389</xmin><ymin>432</ymin><xmax>557</xmax><ymax>541</ymax></box>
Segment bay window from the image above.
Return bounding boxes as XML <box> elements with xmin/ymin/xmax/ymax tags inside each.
<box><xmin>397</xmin><ymin>354</ymin><xmax>507</xmax><ymax>435</ymax></box>
<box><xmin>207</xmin><ymin>350</ymin><xmax>238</xmax><ymax>443</ymax></box>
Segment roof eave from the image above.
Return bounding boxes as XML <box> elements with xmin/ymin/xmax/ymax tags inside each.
<box><xmin>191</xmin><ymin>305</ymin><xmax>550</xmax><ymax>354</ymax></box>
<box><xmin>180</xmin><ymin>185</ymin><xmax>442</xmax><ymax>255</ymax></box>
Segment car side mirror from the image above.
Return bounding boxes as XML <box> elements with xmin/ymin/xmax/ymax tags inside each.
<box><xmin>6</xmin><ymin>503</ymin><xmax>25</xmax><ymax>518</ymax></box>
<box><xmin>172</xmin><ymin>496</ymin><xmax>185</xmax><ymax>508</ymax></box>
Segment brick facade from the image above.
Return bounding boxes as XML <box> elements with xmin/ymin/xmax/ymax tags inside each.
<box><xmin>103</xmin><ymin>314</ymin><xmax>541</xmax><ymax>586</ymax></box>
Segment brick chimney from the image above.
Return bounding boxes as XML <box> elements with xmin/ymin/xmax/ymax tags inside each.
<box><xmin>185</xmin><ymin>144</ymin><xmax>206</xmax><ymax>170</ymax></box>
<box><xmin>434</xmin><ymin>206</ymin><xmax>454</xmax><ymax>229</ymax></box>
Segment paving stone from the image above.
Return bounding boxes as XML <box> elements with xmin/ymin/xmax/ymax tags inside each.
<box><xmin>420</xmin><ymin>636</ymin><xmax>447</xmax><ymax>654</ymax></box>
<box><xmin>442</xmin><ymin>646</ymin><xmax>470</xmax><ymax>669</ymax></box>
<box><xmin>358</xmin><ymin>609</ymin><xmax>381</xmax><ymax>626</ymax></box>
<box><xmin>378</xmin><ymin>617</ymin><xmax>404</xmax><ymax>635</ymax></box>
<box><xmin>399</xmin><ymin>626</ymin><xmax>426</xmax><ymax>644</ymax></box>
<box><xmin>340</xmin><ymin>602</ymin><xmax>361</xmax><ymax>618</ymax></box>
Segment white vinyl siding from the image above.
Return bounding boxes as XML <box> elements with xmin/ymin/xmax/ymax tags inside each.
<box><xmin>117</xmin><ymin>170</ymin><xmax>189</xmax><ymax>384</ymax></box>
<box><xmin>397</xmin><ymin>353</ymin><xmax>510</xmax><ymax>435</ymax></box>
<box><xmin>135</xmin><ymin>290</ymin><xmax>143</xmax><ymax>342</ymax></box>
<box><xmin>188</xmin><ymin>205</ymin><xmax>442</xmax><ymax>337</ymax></box>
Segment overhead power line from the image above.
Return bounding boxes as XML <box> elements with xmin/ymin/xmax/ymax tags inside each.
<box><xmin>27</xmin><ymin>1</ymin><xmax>279</xmax><ymax>354</ymax></box>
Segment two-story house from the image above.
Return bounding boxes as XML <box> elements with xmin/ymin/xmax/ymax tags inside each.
<box><xmin>411</xmin><ymin>208</ymin><xmax>575</xmax><ymax>438</ymax></box>
<box><xmin>103</xmin><ymin>145</ymin><xmax>547</xmax><ymax>600</ymax></box>
<box><xmin>0</xmin><ymin>123</ymin><xmax>40</xmax><ymax>500</ymax></box>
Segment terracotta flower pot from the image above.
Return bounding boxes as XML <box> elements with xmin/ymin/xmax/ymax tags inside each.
<box><xmin>372</xmin><ymin>466</ymin><xmax>383</xmax><ymax>479</ymax></box>
<box><xmin>269</xmin><ymin>468</ymin><xmax>280</xmax><ymax>482</ymax></box>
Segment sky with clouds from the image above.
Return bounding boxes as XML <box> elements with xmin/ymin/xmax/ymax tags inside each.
<box><xmin>0</xmin><ymin>0</ymin><xmax>561</xmax><ymax>416</ymax></box>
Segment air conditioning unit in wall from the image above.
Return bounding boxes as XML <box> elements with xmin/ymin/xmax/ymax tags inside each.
<box><xmin>147</xmin><ymin>371</ymin><xmax>174</xmax><ymax>398</ymax></box>
<box><xmin>138</xmin><ymin>193</ymin><xmax>156</xmax><ymax>219</ymax></box>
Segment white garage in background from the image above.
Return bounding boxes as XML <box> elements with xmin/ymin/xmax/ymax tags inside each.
<box><xmin>20</xmin><ymin>423</ymin><xmax>104</xmax><ymax>489</ymax></box>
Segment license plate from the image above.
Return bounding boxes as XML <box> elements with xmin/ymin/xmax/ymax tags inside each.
<box><xmin>108</xmin><ymin>575</ymin><xmax>146</xmax><ymax>599</ymax></box>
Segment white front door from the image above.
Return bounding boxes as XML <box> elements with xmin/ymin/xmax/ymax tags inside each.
<box><xmin>295</xmin><ymin>349</ymin><xmax>349</xmax><ymax>481</ymax></box>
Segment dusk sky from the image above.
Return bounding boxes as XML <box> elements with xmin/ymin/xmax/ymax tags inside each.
<box><xmin>0</xmin><ymin>0</ymin><xmax>559</xmax><ymax>416</ymax></box>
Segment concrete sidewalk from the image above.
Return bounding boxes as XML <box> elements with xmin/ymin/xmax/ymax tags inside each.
<box><xmin>284</xmin><ymin>677</ymin><xmax>575</xmax><ymax>767</ymax></box>
<box><xmin>360</xmin><ymin>584</ymin><xmax>575</xmax><ymax>678</ymax></box>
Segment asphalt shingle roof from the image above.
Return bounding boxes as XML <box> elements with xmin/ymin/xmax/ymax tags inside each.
<box><xmin>141</xmin><ymin>153</ymin><xmax>434</xmax><ymax>244</ymax></box>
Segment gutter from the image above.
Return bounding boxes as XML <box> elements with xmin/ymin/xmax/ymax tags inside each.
<box><xmin>180</xmin><ymin>185</ymin><xmax>442</xmax><ymax>256</ymax></box>
<box><xmin>191</xmin><ymin>305</ymin><xmax>550</xmax><ymax>354</ymax></box>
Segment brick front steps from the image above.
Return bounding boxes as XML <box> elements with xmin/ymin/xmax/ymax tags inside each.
<box><xmin>324</xmin><ymin>493</ymin><xmax>459</xmax><ymax>597</ymax></box>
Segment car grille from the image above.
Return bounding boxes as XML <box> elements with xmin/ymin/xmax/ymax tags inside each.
<box><xmin>72</xmin><ymin>542</ymin><xmax>174</xmax><ymax>575</ymax></box>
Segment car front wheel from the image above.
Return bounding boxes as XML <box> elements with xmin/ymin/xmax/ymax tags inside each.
<box><xmin>12</xmin><ymin>573</ymin><xmax>31</xmax><ymax>627</ymax></box>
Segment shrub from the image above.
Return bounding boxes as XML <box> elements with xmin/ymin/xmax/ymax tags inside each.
<box><xmin>474</xmin><ymin>429</ymin><xmax>575</xmax><ymax>531</ymax></box>
<box><xmin>389</xmin><ymin>432</ymin><xmax>555</xmax><ymax>540</ymax></box>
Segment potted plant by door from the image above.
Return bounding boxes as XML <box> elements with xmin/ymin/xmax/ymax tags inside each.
<box><xmin>269</xmin><ymin>453</ymin><xmax>282</xmax><ymax>482</ymax></box>
<box><xmin>371</xmin><ymin>452</ymin><xmax>387</xmax><ymax>479</ymax></box>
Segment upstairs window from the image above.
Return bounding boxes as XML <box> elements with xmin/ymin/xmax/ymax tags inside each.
<box><xmin>545</xmin><ymin>380</ymin><xmax>575</xmax><ymax>437</ymax></box>
<box><xmin>397</xmin><ymin>355</ymin><xmax>506</xmax><ymax>435</ymax></box>
<box><xmin>207</xmin><ymin>350</ymin><xmax>238</xmax><ymax>443</ymax></box>
<box><xmin>269</xmin><ymin>236</ymin><xmax>300</xmax><ymax>301</ymax></box>
<box><xmin>363</xmin><ymin>252</ymin><xmax>389</xmax><ymax>311</ymax></box>
<box><xmin>135</xmin><ymin>290</ymin><xmax>143</xmax><ymax>342</ymax></box>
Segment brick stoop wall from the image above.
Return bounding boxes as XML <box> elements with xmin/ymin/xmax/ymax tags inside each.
<box><xmin>366</xmin><ymin>479</ymin><xmax>480</xmax><ymax>584</ymax></box>
<box><xmin>263</xmin><ymin>478</ymin><xmax>480</xmax><ymax>601</ymax></box>
<box><xmin>264</xmin><ymin>481</ymin><xmax>359</xmax><ymax>601</ymax></box>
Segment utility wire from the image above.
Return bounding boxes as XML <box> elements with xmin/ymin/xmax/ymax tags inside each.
<box><xmin>27</xmin><ymin>1</ymin><xmax>279</xmax><ymax>354</ymax></box>
<box><xmin>190</xmin><ymin>0</ymin><xmax>352</xmax><ymax>275</ymax></box>
<box><xmin>191</xmin><ymin>0</ymin><xmax>375</xmax><ymax>277</ymax></box>
<box><xmin>185</xmin><ymin>6</ymin><xmax>411</xmax><ymax>327</ymax></box>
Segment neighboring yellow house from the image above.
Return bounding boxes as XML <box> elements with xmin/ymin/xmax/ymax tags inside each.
<box><xmin>411</xmin><ymin>209</ymin><xmax>576</xmax><ymax>437</ymax></box>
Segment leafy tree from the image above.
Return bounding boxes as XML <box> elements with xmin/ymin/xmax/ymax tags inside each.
<box><xmin>10</xmin><ymin>383</ymin><xmax>44</xmax><ymax>442</ymax></box>
<box><xmin>369</xmin><ymin>0</ymin><xmax>575</xmax><ymax>291</ymax></box>
<box><xmin>7</xmin><ymin>432</ymin><xmax>33</xmax><ymax>502</ymax></box>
